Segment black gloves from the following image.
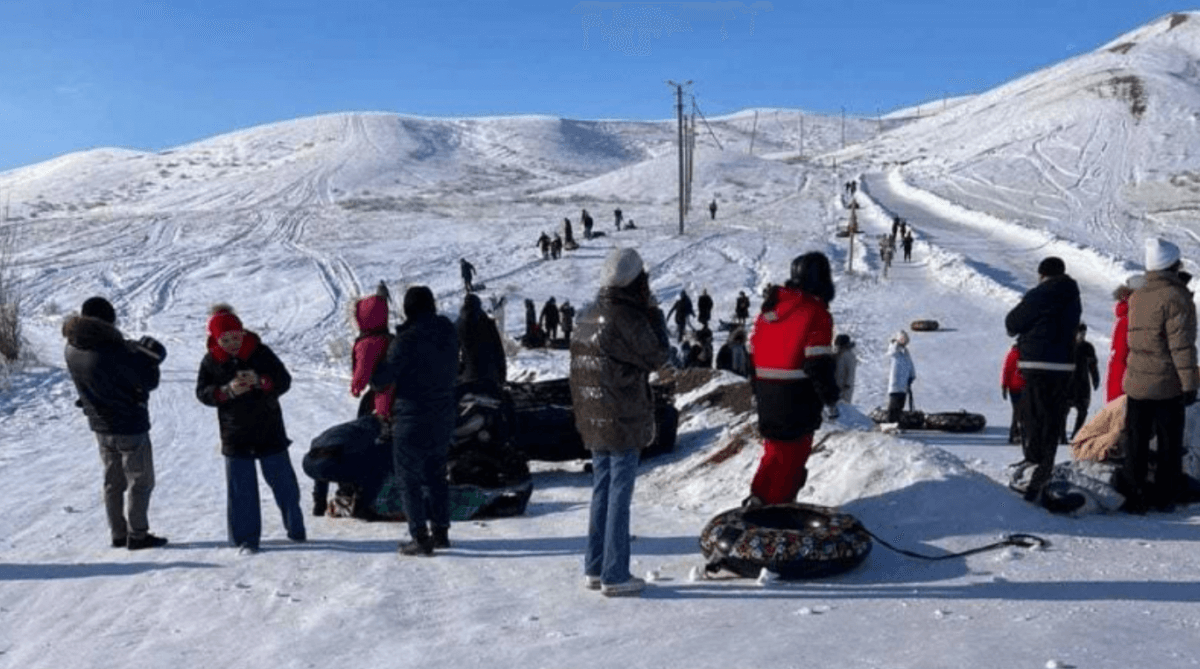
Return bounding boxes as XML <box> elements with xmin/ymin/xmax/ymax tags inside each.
<box><xmin>1183</xmin><ymin>389</ymin><xmax>1197</xmax><ymax>406</ymax></box>
<box><xmin>136</xmin><ymin>336</ymin><xmax>167</xmax><ymax>363</ymax></box>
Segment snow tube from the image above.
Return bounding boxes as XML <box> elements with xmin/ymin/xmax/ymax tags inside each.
<box><xmin>910</xmin><ymin>319</ymin><xmax>939</xmax><ymax>332</ymax></box>
<box><xmin>868</xmin><ymin>407</ymin><xmax>926</xmax><ymax>430</ymax></box>
<box><xmin>700</xmin><ymin>503</ymin><xmax>873</xmax><ymax>579</ymax></box>
<box><xmin>923</xmin><ymin>411</ymin><xmax>986</xmax><ymax>433</ymax></box>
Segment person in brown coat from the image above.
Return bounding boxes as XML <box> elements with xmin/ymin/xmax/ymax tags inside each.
<box><xmin>1121</xmin><ymin>238</ymin><xmax>1199</xmax><ymax>512</ymax></box>
<box><xmin>569</xmin><ymin>248</ymin><xmax>670</xmax><ymax>597</ymax></box>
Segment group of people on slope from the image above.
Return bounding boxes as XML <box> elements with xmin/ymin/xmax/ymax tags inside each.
<box><xmin>1003</xmin><ymin>240</ymin><xmax>1198</xmax><ymax>512</ymax></box>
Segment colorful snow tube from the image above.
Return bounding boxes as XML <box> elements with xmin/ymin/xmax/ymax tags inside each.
<box><xmin>923</xmin><ymin>411</ymin><xmax>986</xmax><ymax>433</ymax></box>
<box><xmin>910</xmin><ymin>319</ymin><xmax>939</xmax><ymax>332</ymax></box>
<box><xmin>700</xmin><ymin>503</ymin><xmax>872</xmax><ymax>579</ymax></box>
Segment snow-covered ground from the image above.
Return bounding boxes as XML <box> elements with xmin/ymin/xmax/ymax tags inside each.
<box><xmin>4</xmin><ymin>11</ymin><xmax>1200</xmax><ymax>669</ymax></box>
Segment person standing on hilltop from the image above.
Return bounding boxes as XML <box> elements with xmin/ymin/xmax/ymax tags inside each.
<box><xmin>697</xmin><ymin>289</ymin><xmax>713</xmax><ymax>328</ymax></box>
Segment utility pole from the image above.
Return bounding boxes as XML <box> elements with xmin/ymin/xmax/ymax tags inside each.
<box><xmin>667</xmin><ymin>80</ymin><xmax>691</xmax><ymax>235</ymax></box>
<box><xmin>797</xmin><ymin>113</ymin><xmax>804</xmax><ymax>159</ymax></box>
<box><xmin>749</xmin><ymin>110</ymin><xmax>759</xmax><ymax>155</ymax></box>
<box><xmin>841</xmin><ymin>107</ymin><xmax>846</xmax><ymax>149</ymax></box>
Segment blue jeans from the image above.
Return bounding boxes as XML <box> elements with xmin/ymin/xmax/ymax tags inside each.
<box><xmin>584</xmin><ymin>449</ymin><xmax>639</xmax><ymax>585</ymax></box>
<box><xmin>226</xmin><ymin>451</ymin><xmax>306</xmax><ymax>548</ymax></box>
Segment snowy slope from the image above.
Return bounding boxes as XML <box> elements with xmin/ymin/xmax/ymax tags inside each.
<box><xmin>3</xmin><ymin>11</ymin><xmax>1200</xmax><ymax>669</ymax></box>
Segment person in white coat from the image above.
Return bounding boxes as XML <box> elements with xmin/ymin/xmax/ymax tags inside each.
<box><xmin>886</xmin><ymin>330</ymin><xmax>916</xmax><ymax>422</ymax></box>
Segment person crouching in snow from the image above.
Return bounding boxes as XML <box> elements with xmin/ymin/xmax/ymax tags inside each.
<box><xmin>196</xmin><ymin>304</ymin><xmax>305</xmax><ymax>554</ymax></box>
<box><xmin>570</xmin><ymin>248</ymin><xmax>670</xmax><ymax>597</ymax></box>
<box><xmin>745</xmin><ymin>252</ymin><xmax>839</xmax><ymax>507</ymax></box>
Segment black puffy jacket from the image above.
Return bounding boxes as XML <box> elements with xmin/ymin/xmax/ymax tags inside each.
<box><xmin>1005</xmin><ymin>274</ymin><xmax>1082</xmax><ymax>372</ymax></box>
<box><xmin>371</xmin><ymin>312</ymin><xmax>459</xmax><ymax>419</ymax></box>
<box><xmin>196</xmin><ymin>332</ymin><xmax>293</xmax><ymax>458</ymax></box>
<box><xmin>63</xmin><ymin>315</ymin><xmax>161</xmax><ymax>435</ymax></box>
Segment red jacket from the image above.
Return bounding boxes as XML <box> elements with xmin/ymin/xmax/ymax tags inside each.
<box><xmin>1106</xmin><ymin>299</ymin><xmax>1129</xmax><ymax>402</ymax></box>
<box><xmin>350</xmin><ymin>296</ymin><xmax>394</xmax><ymax>418</ymax></box>
<box><xmin>750</xmin><ymin>287</ymin><xmax>837</xmax><ymax>440</ymax></box>
<box><xmin>1001</xmin><ymin>346</ymin><xmax>1025</xmax><ymax>393</ymax></box>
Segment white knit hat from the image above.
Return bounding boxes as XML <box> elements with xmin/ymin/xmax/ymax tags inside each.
<box><xmin>1145</xmin><ymin>238</ymin><xmax>1182</xmax><ymax>272</ymax></box>
<box><xmin>600</xmin><ymin>248</ymin><xmax>644</xmax><ymax>287</ymax></box>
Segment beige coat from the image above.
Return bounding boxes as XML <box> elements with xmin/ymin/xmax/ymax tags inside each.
<box><xmin>1071</xmin><ymin>395</ymin><xmax>1126</xmax><ymax>462</ymax></box>
<box><xmin>1123</xmin><ymin>270</ymin><xmax>1199</xmax><ymax>400</ymax></box>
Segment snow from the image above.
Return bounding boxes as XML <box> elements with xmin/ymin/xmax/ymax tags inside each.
<box><xmin>4</xmin><ymin>11</ymin><xmax>1200</xmax><ymax>669</ymax></box>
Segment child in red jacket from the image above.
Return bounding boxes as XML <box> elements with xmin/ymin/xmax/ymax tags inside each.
<box><xmin>1001</xmin><ymin>343</ymin><xmax>1026</xmax><ymax>445</ymax></box>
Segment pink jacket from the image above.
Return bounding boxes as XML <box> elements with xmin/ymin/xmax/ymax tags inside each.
<box><xmin>350</xmin><ymin>296</ymin><xmax>394</xmax><ymax>418</ymax></box>
<box><xmin>1106</xmin><ymin>299</ymin><xmax>1129</xmax><ymax>402</ymax></box>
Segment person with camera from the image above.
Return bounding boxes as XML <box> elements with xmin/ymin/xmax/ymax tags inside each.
<box><xmin>63</xmin><ymin>296</ymin><xmax>169</xmax><ymax>550</ymax></box>
<box><xmin>196</xmin><ymin>304</ymin><xmax>305</xmax><ymax>553</ymax></box>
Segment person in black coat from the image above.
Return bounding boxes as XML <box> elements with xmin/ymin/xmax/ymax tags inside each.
<box><xmin>1063</xmin><ymin>323</ymin><xmax>1100</xmax><ymax>441</ymax></box>
<box><xmin>697</xmin><ymin>289</ymin><xmax>713</xmax><ymax>327</ymax></box>
<box><xmin>666</xmin><ymin>291</ymin><xmax>694</xmax><ymax>343</ymax></box>
<box><xmin>302</xmin><ymin>415</ymin><xmax>391</xmax><ymax>520</ymax></box>
<box><xmin>581</xmin><ymin>209</ymin><xmax>594</xmax><ymax>239</ymax></box>
<box><xmin>196</xmin><ymin>304</ymin><xmax>305</xmax><ymax>553</ymax></box>
<box><xmin>540</xmin><ymin>297</ymin><xmax>560</xmax><ymax>342</ymax></box>
<box><xmin>457</xmin><ymin>293</ymin><xmax>507</xmax><ymax>395</ymax></box>
<box><xmin>460</xmin><ymin>258</ymin><xmax>477</xmax><ymax>293</ymax></box>
<box><xmin>1004</xmin><ymin>257</ymin><xmax>1082</xmax><ymax>503</ymax></box>
<box><xmin>371</xmin><ymin>286</ymin><xmax>460</xmax><ymax>556</ymax></box>
<box><xmin>734</xmin><ymin>291</ymin><xmax>751</xmax><ymax>325</ymax></box>
<box><xmin>63</xmin><ymin>296</ymin><xmax>168</xmax><ymax>550</ymax></box>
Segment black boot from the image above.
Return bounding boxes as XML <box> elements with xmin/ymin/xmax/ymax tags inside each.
<box><xmin>312</xmin><ymin>481</ymin><xmax>329</xmax><ymax>517</ymax></box>
<box><xmin>432</xmin><ymin>525</ymin><xmax>451</xmax><ymax>549</ymax></box>
<box><xmin>399</xmin><ymin>529</ymin><xmax>434</xmax><ymax>557</ymax></box>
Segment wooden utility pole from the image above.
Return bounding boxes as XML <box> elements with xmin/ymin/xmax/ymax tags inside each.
<box><xmin>668</xmin><ymin>80</ymin><xmax>691</xmax><ymax>235</ymax></box>
<box><xmin>841</xmin><ymin>107</ymin><xmax>846</xmax><ymax>148</ymax></box>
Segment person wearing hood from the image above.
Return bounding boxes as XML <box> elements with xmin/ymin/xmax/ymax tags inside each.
<box><xmin>1106</xmin><ymin>275</ymin><xmax>1145</xmax><ymax>402</ymax></box>
<box><xmin>559</xmin><ymin>299</ymin><xmax>576</xmax><ymax>343</ymax></box>
<box><xmin>1121</xmin><ymin>238</ymin><xmax>1198</xmax><ymax>512</ymax></box>
<box><xmin>457</xmin><ymin>292</ymin><xmax>507</xmax><ymax>394</ymax></box>
<box><xmin>885</xmin><ymin>330</ymin><xmax>916</xmax><ymax>422</ymax></box>
<box><xmin>716</xmin><ymin>326</ymin><xmax>751</xmax><ymax>377</ymax></box>
<box><xmin>1001</xmin><ymin>342</ymin><xmax>1026</xmax><ymax>445</ymax></box>
<box><xmin>1005</xmin><ymin>256</ymin><xmax>1082</xmax><ymax>503</ymax></box>
<box><xmin>196</xmin><ymin>304</ymin><xmax>305</xmax><ymax>553</ymax></box>
<box><xmin>569</xmin><ymin>248</ymin><xmax>670</xmax><ymax>597</ymax></box>
<box><xmin>1063</xmin><ymin>323</ymin><xmax>1100</xmax><ymax>442</ymax></box>
<box><xmin>460</xmin><ymin>258</ymin><xmax>477</xmax><ymax>293</ymax></box>
<box><xmin>370</xmin><ymin>286</ymin><xmax>459</xmax><ymax>556</ymax></box>
<box><xmin>63</xmin><ymin>296</ymin><xmax>168</xmax><ymax>550</ymax></box>
<box><xmin>746</xmin><ymin>252</ymin><xmax>839</xmax><ymax>507</ymax></box>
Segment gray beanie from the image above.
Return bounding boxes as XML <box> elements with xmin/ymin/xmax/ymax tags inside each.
<box><xmin>600</xmin><ymin>248</ymin><xmax>644</xmax><ymax>288</ymax></box>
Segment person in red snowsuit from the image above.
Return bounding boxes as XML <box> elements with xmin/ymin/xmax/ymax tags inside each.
<box><xmin>747</xmin><ymin>253</ymin><xmax>839</xmax><ymax>505</ymax></box>
<box><xmin>350</xmin><ymin>293</ymin><xmax>395</xmax><ymax>424</ymax></box>
<box><xmin>1001</xmin><ymin>343</ymin><xmax>1026</xmax><ymax>445</ymax></box>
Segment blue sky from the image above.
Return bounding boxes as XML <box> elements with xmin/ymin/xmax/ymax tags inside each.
<box><xmin>0</xmin><ymin>0</ymin><xmax>1189</xmax><ymax>171</ymax></box>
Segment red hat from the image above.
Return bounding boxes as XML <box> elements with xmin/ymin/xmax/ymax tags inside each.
<box><xmin>207</xmin><ymin>309</ymin><xmax>243</xmax><ymax>339</ymax></box>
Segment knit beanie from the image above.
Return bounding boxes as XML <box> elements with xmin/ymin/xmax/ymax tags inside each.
<box><xmin>207</xmin><ymin>305</ymin><xmax>243</xmax><ymax>339</ymax></box>
<box><xmin>403</xmin><ymin>285</ymin><xmax>436</xmax><ymax>319</ymax></box>
<box><xmin>1145</xmin><ymin>238</ymin><xmax>1182</xmax><ymax>272</ymax></box>
<box><xmin>1037</xmin><ymin>257</ymin><xmax>1065</xmax><ymax>277</ymax></box>
<box><xmin>81</xmin><ymin>297</ymin><xmax>116</xmax><ymax>324</ymax></box>
<box><xmin>600</xmin><ymin>248</ymin><xmax>644</xmax><ymax>288</ymax></box>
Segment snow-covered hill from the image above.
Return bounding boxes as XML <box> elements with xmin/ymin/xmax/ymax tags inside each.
<box><xmin>3</xmin><ymin>10</ymin><xmax>1200</xmax><ymax>669</ymax></box>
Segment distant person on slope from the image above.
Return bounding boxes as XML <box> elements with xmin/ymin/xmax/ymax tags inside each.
<box><xmin>196</xmin><ymin>304</ymin><xmax>306</xmax><ymax>553</ymax></box>
<box><xmin>540</xmin><ymin>296</ymin><xmax>560</xmax><ymax>343</ymax></box>
<box><xmin>697</xmin><ymin>289</ymin><xmax>714</xmax><ymax>327</ymax></box>
<box><xmin>614</xmin><ymin>207</ymin><xmax>623</xmax><ymax>231</ymax></box>
<box><xmin>709</xmin><ymin>198</ymin><xmax>718</xmax><ymax>220</ymax></box>
<box><xmin>63</xmin><ymin>296</ymin><xmax>169</xmax><ymax>550</ymax></box>
<box><xmin>833</xmin><ymin>333</ymin><xmax>857</xmax><ymax>405</ymax></box>
<box><xmin>581</xmin><ymin>209</ymin><xmax>594</xmax><ymax>240</ymax></box>
<box><xmin>902</xmin><ymin>230</ymin><xmax>914</xmax><ymax>262</ymax></box>
<box><xmin>460</xmin><ymin>258</ymin><xmax>477</xmax><ymax>293</ymax></box>
<box><xmin>666</xmin><ymin>290</ymin><xmax>695</xmax><ymax>343</ymax></box>
<box><xmin>1005</xmin><ymin>256</ymin><xmax>1082</xmax><ymax>503</ymax></box>
<box><xmin>746</xmin><ymin>253</ymin><xmax>839</xmax><ymax>506</ymax></box>
<box><xmin>734</xmin><ymin>290</ymin><xmax>751</xmax><ymax>325</ymax></box>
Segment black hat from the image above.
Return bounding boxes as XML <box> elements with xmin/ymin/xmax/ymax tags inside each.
<box><xmin>1037</xmin><ymin>257</ymin><xmax>1065</xmax><ymax>277</ymax></box>
<box><xmin>81</xmin><ymin>297</ymin><xmax>116</xmax><ymax>324</ymax></box>
<box><xmin>834</xmin><ymin>333</ymin><xmax>853</xmax><ymax>348</ymax></box>
<box><xmin>403</xmin><ymin>285</ymin><xmax>436</xmax><ymax>319</ymax></box>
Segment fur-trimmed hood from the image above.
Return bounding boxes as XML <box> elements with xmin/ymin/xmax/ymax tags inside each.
<box><xmin>62</xmin><ymin>314</ymin><xmax>124</xmax><ymax>350</ymax></box>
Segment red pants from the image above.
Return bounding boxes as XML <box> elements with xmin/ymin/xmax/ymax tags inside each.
<box><xmin>749</xmin><ymin>435</ymin><xmax>814</xmax><ymax>504</ymax></box>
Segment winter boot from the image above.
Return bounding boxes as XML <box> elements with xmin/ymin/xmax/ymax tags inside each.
<box><xmin>431</xmin><ymin>525</ymin><xmax>451</xmax><ymax>549</ymax></box>
<box><xmin>312</xmin><ymin>481</ymin><xmax>329</xmax><ymax>517</ymax></box>
<box><xmin>399</xmin><ymin>529</ymin><xmax>435</xmax><ymax>557</ymax></box>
